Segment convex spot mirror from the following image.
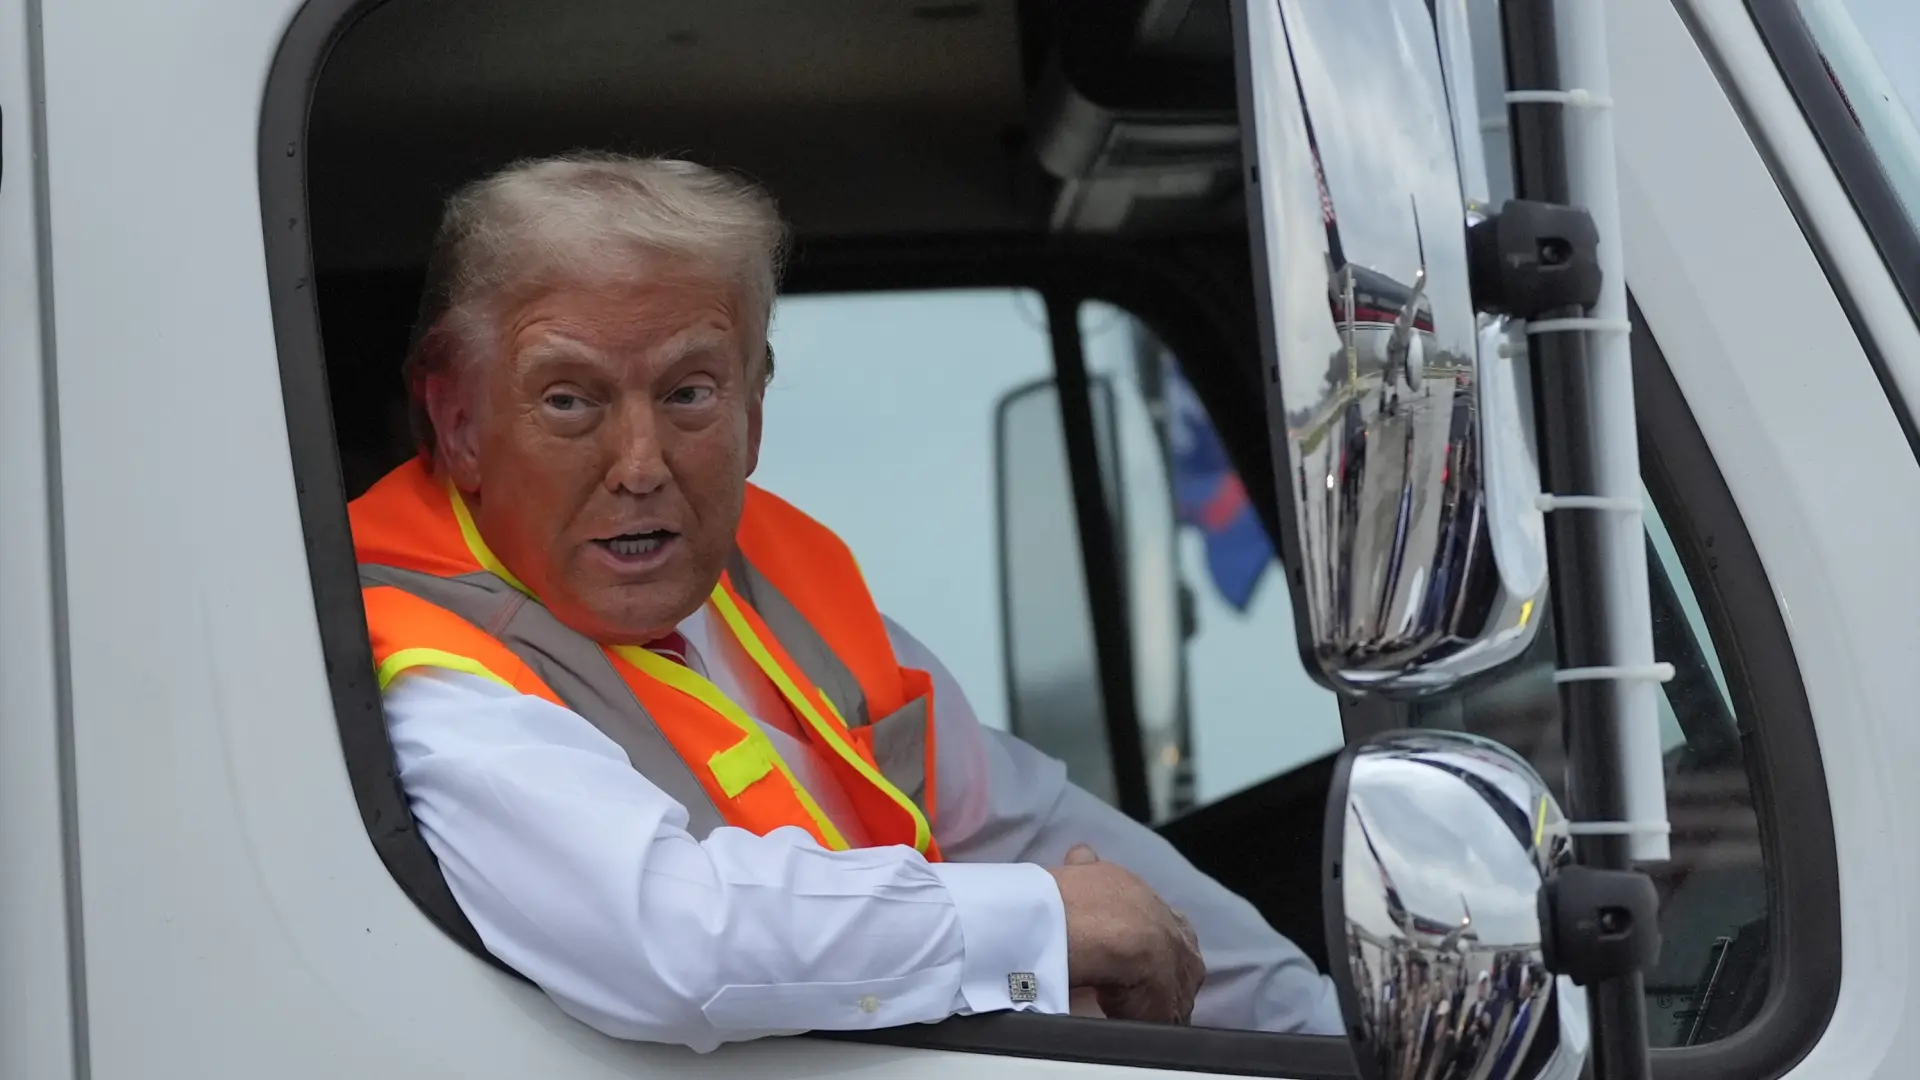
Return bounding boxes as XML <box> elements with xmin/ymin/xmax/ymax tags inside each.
<box><xmin>1238</xmin><ymin>0</ymin><xmax>1548</xmax><ymax>694</ymax></box>
<box><xmin>1326</xmin><ymin>730</ymin><xmax>1591</xmax><ymax>1080</ymax></box>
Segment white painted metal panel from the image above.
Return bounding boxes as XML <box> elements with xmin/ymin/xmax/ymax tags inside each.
<box><xmin>1613</xmin><ymin>1</ymin><xmax>1920</xmax><ymax>1076</ymax></box>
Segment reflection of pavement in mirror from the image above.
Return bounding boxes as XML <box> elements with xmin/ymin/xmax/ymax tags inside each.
<box><xmin>1316</xmin><ymin>360</ymin><xmax>1474</xmax><ymax>660</ymax></box>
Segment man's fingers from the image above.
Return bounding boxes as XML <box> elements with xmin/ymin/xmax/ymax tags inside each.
<box><xmin>1099</xmin><ymin>984</ymin><xmax>1180</xmax><ymax>1025</ymax></box>
<box><xmin>1055</xmin><ymin>859</ymin><xmax>1200</xmax><ymax>1027</ymax></box>
<box><xmin>1068</xmin><ymin>986</ymin><xmax>1107</xmax><ymax>1017</ymax></box>
<box><xmin>1172</xmin><ymin>909</ymin><xmax>1196</xmax><ymax>942</ymax></box>
<box><xmin>1170</xmin><ymin>910</ymin><xmax>1204</xmax><ymax>1024</ymax></box>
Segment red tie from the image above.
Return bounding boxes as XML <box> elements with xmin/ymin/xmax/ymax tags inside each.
<box><xmin>647</xmin><ymin>631</ymin><xmax>692</xmax><ymax>668</ymax></box>
<box><xmin>645</xmin><ymin>628</ymin><xmax>814</xmax><ymax>742</ymax></box>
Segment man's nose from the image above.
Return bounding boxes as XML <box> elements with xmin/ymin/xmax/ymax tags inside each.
<box><xmin>605</xmin><ymin>404</ymin><xmax>671</xmax><ymax>496</ymax></box>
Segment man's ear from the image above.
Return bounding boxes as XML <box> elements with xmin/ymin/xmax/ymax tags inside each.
<box><xmin>424</xmin><ymin>370</ymin><xmax>483</xmax><ymax>492</ymax></box>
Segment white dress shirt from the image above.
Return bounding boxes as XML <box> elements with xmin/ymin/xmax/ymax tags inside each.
<box><xmin>384</xmin><ymin>605</ymin><xmax>1343</xmax><ymax>1051</ymax></box>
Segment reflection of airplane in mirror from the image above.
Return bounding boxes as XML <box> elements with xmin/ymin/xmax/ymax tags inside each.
<box><xmin>1332</xmin><ymin>262</ymin><xmax>1436</xmax><ymax>339</ymax></box>
<box><xmin>1289</xmin><ymin>261</ymin><xmax>1450</xmax><ymax>440</ymax></box>
<box><xmin>1331</xmin><ymin>261</ymin><xmax>1436</xmax><ymax>398</ymax></box>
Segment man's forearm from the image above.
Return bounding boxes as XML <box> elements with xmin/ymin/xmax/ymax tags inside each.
<box><xmin>388</xmin><ymin>666</ymin><xmax>1073</xmax><ymax>1051</ymax></box>
<box><xmin>958</xmin><ymin>728</ymin><xmax>1345</xmax><ymax>1035</ymax></box>
<box><xmin>434</xmin><ymin>813</ymin><xmax>1073</xmax><ymax>1049</ymax></box>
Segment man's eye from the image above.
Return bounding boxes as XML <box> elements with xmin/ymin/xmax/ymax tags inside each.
<box><xmin>545</xmin><ymin>393</ymin><xmax>582</xmax><ymax>412</ymax></box>
<box><xmin>667</xmin><ymin>385</ymin><xmax>715</xmax><ymax>406</ymax></box>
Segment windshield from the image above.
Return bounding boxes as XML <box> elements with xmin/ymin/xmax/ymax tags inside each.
<box><xmin>1796</xmin><ymin>0</ymin><xmax>1920</xmax><ymax>228</ymax></box>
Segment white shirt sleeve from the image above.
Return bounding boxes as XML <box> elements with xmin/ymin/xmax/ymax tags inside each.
<box><xmin>884</xmin><ymin>617</ymin><xmax>1346</xmax><ymax>1037</ymax></box>
<box><xmin>382</xmin><ymin>665</ymin><xmax>1071</xmax><ymax>1053</ymax></box>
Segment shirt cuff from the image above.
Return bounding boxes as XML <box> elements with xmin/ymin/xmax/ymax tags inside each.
<box><xmin>931</xmin><ymin>861</ymin><xmax>1071</xmax><ymax>1017</ymax></box>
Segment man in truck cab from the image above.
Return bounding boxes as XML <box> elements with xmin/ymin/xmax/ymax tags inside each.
<box><xmin>347</xmin><ymin>152</ymin><xmax>1343</xmax><ymax>1052</ymax></box>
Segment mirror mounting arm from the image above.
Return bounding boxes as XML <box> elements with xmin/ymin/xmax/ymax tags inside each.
<box><xmin>1465</xmin><ymin>199</ymin><xmax>1603</xmax><ymax>318</ymax></box>
<box><xmin>1540</xmin><ymin>863</ymin><xmax>1663</xmax><ymax>987</ymax></box>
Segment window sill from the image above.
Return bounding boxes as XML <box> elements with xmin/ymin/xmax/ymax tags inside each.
<box><xmin>810</xmin><ymin>1012</ymin><xmax>1358</xmax><ymax>1078</ymax></box>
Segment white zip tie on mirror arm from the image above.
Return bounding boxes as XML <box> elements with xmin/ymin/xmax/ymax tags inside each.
<box><xmin>1554</xmin><ymin>663</ymin><xmax>1676</xmax><ymax>686</ymax></box>
<box><xmin>1487</xmin><ymin>87</ymin><xmax>1611</xmax><ymax>130</ymax></box>
<box><xmin>1534</xmin><ymin>493</ymin><xmax>1642</xmax><ymax>513</ymax></box>
<box><xmin>1505</xmin><ymin>88</ymin><xmax>1614</xmax><ymax>110</ymax></box>
<box><xmin>1552</xmin><ymin>658</ymin><xmax>1678</xmax><ymax>842</ymax></box>
<box><xmin>1489</xmin><ymin>82</ymin><xmax>1613</xmax><ymax>130</ymax></box>
<box><xmin>1530</xmin><ymin>493</ymin><xmax>1673</xmax><ymax>840</ymax></box>
<box><xmin>1566</xmin><ymin>820</ymin><xmax>1673</xmax><ymax>838</ymax></box>
<box><xmin>1525</xmin><ymin>317</ymin><xmax>1633</xmax><ymax>336</ymax></box>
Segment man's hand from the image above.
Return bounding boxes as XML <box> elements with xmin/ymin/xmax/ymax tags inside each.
<box><xmin>1047</xmin><ymin>844</ymin><xmax>1204</xmax><ymax>1024</ymax></box>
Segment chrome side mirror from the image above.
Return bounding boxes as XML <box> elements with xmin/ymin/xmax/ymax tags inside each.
<box><xmin>1238</xmin><ymin>0</ymin><xmax>1549</xmax><ymax>695</ymax></box>
<box><xmin>1325</xmin><ymin>731</ymin><xmax>1592</xmax><ymax>1080</ymax></box>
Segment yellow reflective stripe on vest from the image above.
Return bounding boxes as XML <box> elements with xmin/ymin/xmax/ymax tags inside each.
<box><xmin>709</xmin><ymin>584</ymin><xmax>934</xmax><ymax>856</ymax></box>
<box><xmin>376</xmin><ymin>647</ymin><xmax>516</xmax><ymax>692</ymax></box>
<box><xmin>447</xmin><ymin>480</ymin><xmax>534</xmax><ymax>598</ymax></box>
<box><xmin>707</xmin><ymin>735</ymin><xmax>778</xmax><ymax>799</ymax></box>
<box><xmin>610</xmin><ymin>643</ymin><xmax>851</xmax><ymax>852</ymax></box>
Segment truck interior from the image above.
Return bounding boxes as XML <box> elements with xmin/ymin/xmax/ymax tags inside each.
<box><xmin>278</xmin><ymin>0</ymin><xmax>1831</xmax><ymax>1074</ymax></box>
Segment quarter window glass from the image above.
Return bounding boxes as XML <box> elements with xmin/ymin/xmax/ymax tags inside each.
<box><xmin>1638</xmin><ymin>495</ymin><xmax>1766</xmax><ymax>1048</ymax></box>
<box><xmin>1795</xmin><ymin>0</ymin><xmax>1920</xmax><ymax>228</ymax></box>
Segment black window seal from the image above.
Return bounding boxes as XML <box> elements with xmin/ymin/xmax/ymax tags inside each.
<box><xmin>815</xmin><ymin>1017</ymin><xmax>1357</xmax><ymax>1079</ymax></box>
<box><xmin>263</xmin><ymin>2</ymin><xmax>1357</xmax><ymax>1072</ymax></box>
<box><xmin>1629</xmin><ymin>292</ymin><xmax>1842</xmax><ymax>1080</ymax></box>
<box><xmin>1715</xmin><ymin>0</ymin><xmax>1920</xmax><ymax>459</ymax></box>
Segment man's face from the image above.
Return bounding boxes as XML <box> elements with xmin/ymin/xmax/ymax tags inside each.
<box><xmin>429</xmin><ymin>264</ymin><xmax>763</xmax><ymax>643</ymax></box>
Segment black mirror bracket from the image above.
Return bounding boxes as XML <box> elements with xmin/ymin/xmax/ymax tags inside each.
<box><xmin>1539</xmin><ymin>863</ymin><xmax>1663</xmax><ymax>987</ymax></box>
<box><xmin>1466</xmin><ymin>199</ymin><xmax>1604</xmax><ymax>318</ymax></box>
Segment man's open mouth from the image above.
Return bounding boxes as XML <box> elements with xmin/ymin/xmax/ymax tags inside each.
<box><xmin>597</xmin><ymin>530</ymin><xmax>678</xmax><ymax>557</ymax></box>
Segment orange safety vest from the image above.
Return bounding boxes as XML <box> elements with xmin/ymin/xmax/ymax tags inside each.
<box><xmin>349</xmin><ymin>457</ymin><xmax>942</xmax><ymax>860</ymax></box>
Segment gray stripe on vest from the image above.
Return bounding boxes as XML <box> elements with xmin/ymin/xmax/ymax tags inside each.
<box><xmin>360</xmin><ymin>563</ymin><xmax>726</xmax><ymax>839</ymax></box>
<box><xmin>727</xmin><ymin>549</ymin><xmax>932</xmax><ymax>821</ymax></box>
<box><xmin>726</xmin><ymin>549</ymin><xmax>872</xmax><ymax>728</ymax></box>
<box><xmin>867</xmin><ymin>696</ymin><xmax>930</xmax><ymax>811</ymax></box>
